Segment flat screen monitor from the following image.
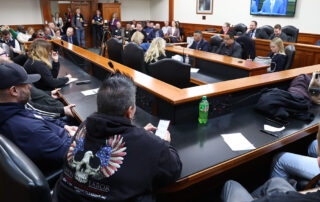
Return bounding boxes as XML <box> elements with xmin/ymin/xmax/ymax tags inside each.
<box><xmin>250</xmin><ymin>0</ymin><xmax>297</xmax><ymax>17</ymax></box>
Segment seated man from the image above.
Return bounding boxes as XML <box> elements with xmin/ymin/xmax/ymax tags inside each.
<box><xmin>48</xmin><ymin>22</ymin><xmax>56</xmax><ymax>37</ymax></box>
<box><xmin>162</xmin><ymin>21</ymin><xmax>170</xmax><ymax>36</ymax></box>
<box><xmin>216</xmin><ymin>32</ymin><xmax>242</xmax><ymax>59</ymax></box>
<box><xmin>148</xmin><ymin>23</ymin><xmax>164</xmax><ymax>41</ymax></box>
<box><xmin>130</xmin><ymin>22</ymin><xmax>148</xmax><ymax>43</ymax></box>
<box><xmin>246</xmin><ymin>20</ymin><xmax>258</xmax><ymax>38</ymax></box>
<box><xmin>44</xmin><ymin>27</ymin><xmax>53</xmax><ymax>40</ymax></box>
<box><xmin>61</xmin><ymin>27</ymin><xmax>79</xmax><ymax>46</ymax></box>
<box><xmin>0</xmin><ymin>30</ymin><xmax>21</xmax><ymax>58</ymax></box>
<box><xmin>144</xmin><ymin>21</ymin><xmax>154</xmax><ymax>36</ymax></box>
<box><xmin>270</xmin><ymin>24</ymin><xmax>289</xmax><ymax>42</ymax></box>
<box><xmin>260</xmin><ymin>0</ymin><xmax>287</xmax><ymax>15</ymax></box>
<box><xmin>53</xmin><ymin>73</ymin><xmax>182</xmax><ymax>202</ymax></box>
<box><xmin>124</xmin><ymin>23</ymin><xmax>133</xmax><ymax>41</ymax></box>
<box><xmin>0</xmin><ymin>62</ymin><xmax>77</xmax><ymax>172</ymax></box>
<box><xmin>111</xmin><ymin>21</ymin><xmax>123</xmax><ymax>40</ymax></box>
<box><xmin>221</xmin><ymin>126</ymin><xmax>320</xmax><ymax>202</ymax></box>
<box><xmin>189</xmin><ymin>30</ymin><xmax>210</xmax><ymax>52</ymax></box>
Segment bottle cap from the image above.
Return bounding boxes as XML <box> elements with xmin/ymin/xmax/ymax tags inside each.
<box><xmin>202</xmin><ymin>96</ymin><xmax>207</xmax><ymax>100</ymax></box>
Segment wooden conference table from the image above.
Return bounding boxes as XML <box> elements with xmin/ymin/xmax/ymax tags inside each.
<box><xmin>165</xmin><ymin>46</ymin><xmax>269</xmax><ymax>85</ymax></box>
<box><xmin>54</xmin><ymin>40</ymin><xmax>320</xmax><ymax>194</ymax></box>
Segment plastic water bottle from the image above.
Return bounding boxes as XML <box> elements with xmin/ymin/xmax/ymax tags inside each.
<box><xmin>198</xmin><ymin>96</ymin><xmax>209</xmax><ymax>124</ymax></box>
<box><xmin>185</xmin><ymin>54</ymin><xmax>189</xmax><ymax>64</ymax></box>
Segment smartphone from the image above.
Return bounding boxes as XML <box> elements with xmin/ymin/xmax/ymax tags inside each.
<box><xmin>155</xmin><ymin>120</ymin><xmax>170</xmax><ymax>140</ymax></box>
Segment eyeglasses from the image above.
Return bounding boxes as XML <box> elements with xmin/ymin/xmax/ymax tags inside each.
<box><xmin>0</xmin><ymin>52</ymin><xmax>8</xmax><ymax>57</ymax></box>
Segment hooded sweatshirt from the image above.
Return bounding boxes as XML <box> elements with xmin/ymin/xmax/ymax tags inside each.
<box><xmin>0</xmin><ymin>102</ymin><xmax>71</xmax><ymax>172</ymax></box>
<box><xmin>54</xmin><ymin>112</ymin><xmax>182</xmax><ymax>202</ymax></box>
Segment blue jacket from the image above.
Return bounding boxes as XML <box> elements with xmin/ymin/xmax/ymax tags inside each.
<box><xmin>0</xmin><ymin>103</ymin><xmax>71</xmax><ymax>172</ymax></box>
<box><xmin>190</xmin><ymin>38</ymin><xmax>210</xmax><ymax>52</ymax></box>
<box><xmin>261</xmin><ymin>0</ymin><xmax>287</xmax><ymax>15</ymax></box>
<box><xmin>148</xmin><ymin>29</ymin><xmax>165</xmax><ymax>41</ymax></box>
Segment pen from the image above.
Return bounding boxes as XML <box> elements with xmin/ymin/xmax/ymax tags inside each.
<box><xmin>260</xmin><ymin>129</ymin><xmax>279</xmax><ymax>138</ymax></box>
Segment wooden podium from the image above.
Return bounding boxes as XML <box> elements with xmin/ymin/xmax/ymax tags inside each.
<box><xmin>99</xmin><ymin>3</ymin><xmax>121</xmax><ymax>23</ymax></box>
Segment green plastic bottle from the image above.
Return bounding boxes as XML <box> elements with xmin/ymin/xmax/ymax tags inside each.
<box><xmin>198</xmin><ymin>96</ymin><xmax>209</xmax><ymax>124</ymax></box>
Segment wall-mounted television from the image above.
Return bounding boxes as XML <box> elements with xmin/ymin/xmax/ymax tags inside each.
<box><xmin>250</xmin><ymin>0</ymin><xmax>297</xmax><ymax>17</ymax></box>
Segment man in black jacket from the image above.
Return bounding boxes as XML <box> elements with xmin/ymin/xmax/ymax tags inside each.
<box><xmin>61</xmin><ymin>27</ymin><xmax>79</xmax><ymax>46</ymax></box>
<box><xmin>216</xmin><ymin>32</ymin><xmax>242</xmax><ymax>59</ymax></box>
<box><xmin>54</xmin><ymin>73</ymin><xmax>182</xmax><ymax>202</ymax></box>
<box><xmin>270</xmin><ymin>24</ymin><xmax>289</xmax><ymax>42</ymax></box>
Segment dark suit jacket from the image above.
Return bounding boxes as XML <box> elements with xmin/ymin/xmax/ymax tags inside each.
<box><xmin>189</xmin><ymin>38</ymin><xmax>210</xmax><ymax>52</ymax></box>
<box><xmin>61</xmin><ymin>35</ymin><xmax>79</xmax><ymax>46</ymax></box>
<box><xmin>148</xmin><ymin>29</ymin><xmax>164</xmax><ymax>41</ymax></box>
<box><xmin>270</xmin><ymin>32</ymin><xmax>289</xmax><ymax>42</ymax></box>
<box><xmin>268</xmin><ymin>52</ymin><xmax>287</xmax><ymax>72</ymax></box>
<box><xmin>216</xmin><ymin>41</ymin><xmax>242</xmax><ymax>59</ymax></box>
<box><xmin>130</xmin><ymin>29</ymin><xmax>148</xmax><ymax>42</ymax></box>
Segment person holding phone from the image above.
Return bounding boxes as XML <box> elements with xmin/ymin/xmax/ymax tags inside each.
<box><xmin>54</xmin><ymin>73</ymin><xmax>181</xmax><ymax>202</ymax></box>
<box><xmin>23</xmin><ymin>39</ymin><xmax>72</xmax><ymax>91</ymax></box>
<box><xmin>72</xmin><ymin>8</ymin><xmax>87</xmax><ymax>48</ymax></box>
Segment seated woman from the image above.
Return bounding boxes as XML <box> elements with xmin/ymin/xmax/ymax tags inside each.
<box><xmin>131</xmin><ymin>31</ymin><xmax>150</xmax><ymax>52</ymax></box>
<box><xmin>268</xmin><ymin>37</ymin><xmax>287</xmax><ymax>72</ymax></box>
<box><xmin>144</xmin><ymin>37</ymin><xmax>166</xmax><ymax>65</ymax></box>
<box><xmin>166</xmin><ymin>21</ymin><xmax>180</xmax><ymax>43</ymax></box>
<box><xmin>24</xmin><ymin>39</ymin><xmax>72</xmax><ymax>90</ymax></box>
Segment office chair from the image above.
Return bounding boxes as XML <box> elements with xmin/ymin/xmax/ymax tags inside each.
<box><xmin>256</xmin><ymin>25</ymin><xmax>274</xmax><ymax>39</ymax></box>
<box><xmin>282</xmin><ymin>25</ymin><xmax>299</xmax><ymax>43</ymax></box>
<box><xmin>210</xmin><ymin>35</ymin><xmax>223</xmax><ymax>53</ymax></box>
<box><xmin>147</xmin><ymin>58</ymin><xmax>191</xmax><ymax>88</ymax></box>
<box><xmin>123</xmin><ymin>42</ymin><xmax>147</xmax><ymax>73</ymax></box>
<box><xmin>106</xmin><ymin>37</ymin><xmax>124</xmax><ymax>64</ymax></box>
<box><xmin>236</xmin><ymin>35</ymin><xmax>256</xmax><ymax>60</ymax></box>
<box><xmin>284</xmin><ymin>45</ymin><xmax>296</xmax><ymax>70</ymax></box>
<box><xmin>0</xmin><ymin>135</ymin><xmax>52</xmax><ymax>202</ymax></box>
<box><xmin>233</xmin><ymin>23</ymin><xmax>248</xmax><ymax>36</ymax></box>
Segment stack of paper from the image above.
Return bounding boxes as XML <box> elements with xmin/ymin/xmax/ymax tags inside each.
<box><xmin>66</xmin><ymin>78</ymin><xmax>78</xmax><ymax>84</ymax></box>
<box><xmin>221</xmin><ymin>133</ymin><xmax>255</xmax><ymax>151</ymax></box>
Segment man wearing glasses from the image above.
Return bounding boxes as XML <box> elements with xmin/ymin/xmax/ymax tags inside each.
<box><xmin>216</xmin><ymin>32</ymin><xmax>243</xmax><ymax>59</ymax></box>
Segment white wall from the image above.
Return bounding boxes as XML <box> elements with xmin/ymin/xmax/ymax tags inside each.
<box><xmin>0</xmin><ymin>0</ymin><xmax>43</xmax><ymax>25</ymax></box>
<box><xmin>150</xmin><ymin>0</ymin><xmax>169</xmax><ymax>21</ymax></box>
<box><xmin>174</xmin><ymin>0</ymin><xmax>320</xmax><ymax>34</ymax></box>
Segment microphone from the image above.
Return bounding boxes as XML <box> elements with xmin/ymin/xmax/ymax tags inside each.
<box><xmin>108</xmin><ymin>61</ymin><xmax>114</xmax><ymax>69</ymax></box>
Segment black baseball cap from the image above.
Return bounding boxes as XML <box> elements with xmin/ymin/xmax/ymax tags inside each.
<box><xmin>0</xmin><ymin>63</ymin><xmax>40</xmax><ymax>89</ymax></box>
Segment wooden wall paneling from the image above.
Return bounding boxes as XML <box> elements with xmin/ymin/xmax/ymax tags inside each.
<box><xmin>9</xmin><ymin>24</ymin><xmax>45</xmax><ymax>32</ymax></box>
<box><xmin>298</xmin><ymin>33</ymin><xmax>320</xmax><ymax>45</ymax></box>
<box><xmin>58</xmin><ymin>3</ymin><xmax>71</xmax><ymax>20</ymax></box>
<box><xmin>100</xmin><ymin>3</ymin><xmax>122</xmax><ymax>23</ymax></box>
<box><xmin>169</xmin><ymin>0</ymin><xmax>174</xmax><ymax>22</ymax></box>
<box><xmin>40</xmin><ymin>0</ymin><xmax>52</xmax><ymax>24</ymax></box>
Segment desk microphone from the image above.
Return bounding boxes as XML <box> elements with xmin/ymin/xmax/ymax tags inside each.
<box><xmin>108</xmin><ymin>61</ymin><xmax>114</xmax><ymax>69</ymax></box>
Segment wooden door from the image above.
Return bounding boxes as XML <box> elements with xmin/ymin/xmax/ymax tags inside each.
<box><xmin>71</xmin><ymin>1</ymin><xmax>92</xmax><ymax>48</ymax></box>
<box><xmin>58</xmin><ymin>3</ymin><xmax>71</xmax><ymax>19</ymax></box>
<box><xmin>101</xmin><ymin>3</ymin><xmax>121</xmax><ymax>24</ymax></box>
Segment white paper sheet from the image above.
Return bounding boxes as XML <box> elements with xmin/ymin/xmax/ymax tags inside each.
<box><xmin>66</xmin><ymin>78</ymin><xmax>78</xmax><ymax>85</ymax></box>
<box><xmin>221</xmin><ymin>133</ymin><xmax>256</xmax><ymax>151</ymax></box>
<box><xmin>191</xmin><ymin>68</ymin><xmax>200</xmax><ymax>73</ymax></box>
<box><xmin>81</xmin><ymin>88</ymin><xmax>99</xmax><ymax>96</ymax></box>
<box><xmin>264</xmin><ymin>124</ymin><xmax>285</xmax><ymax>132</ymax></box>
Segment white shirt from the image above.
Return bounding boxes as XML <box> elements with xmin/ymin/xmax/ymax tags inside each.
<box><xmin>162</xmin><ymin>26</ymin><xmax>170</xmax><ymax>35</ymax></box>
<box><xmin>17</xmin><ymin>33</ymin><xmax>31</xmax><ymax>43</ymax></box>
<box><xmin>270</xmin><ymin>0</ymin><xmax>276</xmax><ymax>12</ymax></box>
<box><xmin>171</xmin><ymin>27</ymin><xmax>176</xmax><ymax>36</ymax></box>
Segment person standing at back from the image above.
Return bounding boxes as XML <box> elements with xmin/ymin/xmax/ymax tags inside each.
<box><xmin>72</xmin><ymin>8</ymin><xmax>87</xmax><ymax>48</ymax></box>
<box><xmin>91</xmin><ymin>9</ymin><xmax>103</xmax><ymax>49</ymax></box>
<box><xmin>53</xmin><ymin>73</ymin><xmax>182</xmax><ymax>202</ymax></box>
<box><xmin>109</xmin><ymin>12</ymin><xmax>120</xmax><ymax>33</ymax></box>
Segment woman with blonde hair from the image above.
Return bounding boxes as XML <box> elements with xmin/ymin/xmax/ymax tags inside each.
<box><xmin>24</xmin><ymin>39</ymin><xmax>72</xmax><ymax>90</ymax></box>
<box><xmin>131</xmin><ymin>31</ymin><xmax>150</xmax><ymax>52</ymax></box>
<box><xmin>145</xmin><ymin>37</ymin><xmax>166</xmax><ymax>64</ymax></box>
<box><xmin>268</xmin><ymin>37</ymin><xmax>287</xmax><ymax>72</ymax></box>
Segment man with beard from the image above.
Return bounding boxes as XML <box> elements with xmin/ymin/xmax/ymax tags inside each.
<box><xmin>0</xmin><ymin>62</ymin><xmax>77</xmax><ymax>172</ymax></box>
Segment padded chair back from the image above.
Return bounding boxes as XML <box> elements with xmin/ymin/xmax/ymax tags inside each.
<box><xmin>236</xmin><ymin>35</ymin><xmax>256</xmax><ymax>60</ymax></box>
<box><xmin>106</xmin><ymin>37</ymin><xmax>124</xmax><ymax>64</ymax></box>
<box><xmin>282</xmin><ymin>25</ymin><xmax>299</xmax><ymax>43</ymax></box>
<box><xmin>256</xmin><ymin>25</ymin><xmax>274</xmax><ymax>39</ymax></box>
<box><xmin>210</xmin><ymin>35</ymin><xmax>223</xmax><ymax>53</ymax></box>
<box><xmin>233</xmin><ymin>23</ymin><xmax>247</xmax><ymax>36</ymax></box>
<box><xmin>284</xmin><ymin>45</ymin><xmax>295</xmax><ymax>70</ymax></box>
<box><xmin>123</xmin><ymin>43</ymin><xmax>147</xmax><ymax>73</ymax></box>
<box><xmin>147</xmin><ymin>58</ymin><xmax>191</xmax><ymax>88</ymax></box>
<box><xmin>0</xmin><ymin>135</ymin><xmax>51</xmax><ymax>202</ymax></box>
